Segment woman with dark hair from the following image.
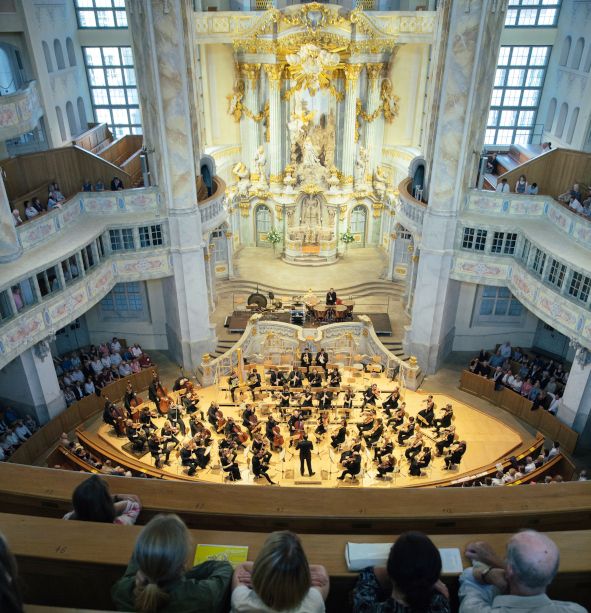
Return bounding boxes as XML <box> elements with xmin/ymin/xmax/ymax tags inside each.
<box><xmin>63</xmin><ymin>474</ymin><xmax>141</xmax><ymax>525</ymax></box>
<box><xmin>231</xmin><ymin>530</ymin><xmax>329</xmax><ymax>612</ymax></box>
<box><xmin>352</xmin><ymin>531</ymin><xmax>450</xmax><ymax>613</ymax></box>
<box><xmin>112</xmin><ymin>514</ymin><xmax>232</xmax><ymax>612</ymax></box>
<box><xmin>0</xmin><ymin>534</ymin><xmax>23</xmax><ymax>613</ymax></box>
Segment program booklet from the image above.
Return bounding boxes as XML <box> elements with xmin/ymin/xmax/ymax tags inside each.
<box><xmin>194</xmin><ymin>543</ymin><xmax>249</xmax><ymax>568</ymax></box>
<box><xmin>345</xmin><ymin>542</ymin><xmax>464</xmax><ymax>574</ymax></box>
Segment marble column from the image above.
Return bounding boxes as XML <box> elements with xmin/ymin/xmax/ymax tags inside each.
<box><xmin>203</xmin><ymin>245</ymin><xmax>214</xmax><ymax>311</ymax></box>
<box><xmin>225</xmin><ymin>229</ymin><xmax>235</xmax><ymax>278</ymax></box>
<box><xmin>0</xmin><ymin>171</ymin><xmax>22</xmax><ymax>263</ymax></box>
<box><xmin>560</xmin><ymin>347</ymin><xmax>591</xmax><ymax>448</ymax></box>
<box><xmin>240</xmin><ymin>63</ymin><xmax>261</xmax><ymax>175</ymax></box>
<box><xmin>404</xmin><ymin>0</ymin><xmax>506</xmax><ymax>374</ymax></box>
<box><xmin>406</xmin><ymin>250</ymin><xmax>419</xmax><ymax>312</ymax></box>
<box><xmin>127</xmin><ymin>0</ymin><xmax>216</xmax><ymax>370</ymax></box>
<box><xmin>264</xmin><ymin>64</ymin><xmax>283</xmax><ymax>189</ymax></box>
<box><xmin>365</xmin><ymin>63</ymin><xmax>384</xmax><ymax>176</ymax></box>
<box><xmin>387</xmin><ymin>229</ymin><xmax>397</xmax><ymax>280</ymax></box>
<box><xmin>0</xmin><ymin>345</ymin><xmax>66</xmax><ymax>425</ymax></box>
<box><xmin>341</xmin><ymin>64</ymin><xmax>362</xmax><ymax>182</ymax></box>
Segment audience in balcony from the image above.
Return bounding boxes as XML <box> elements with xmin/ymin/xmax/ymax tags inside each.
<box><xmin>352</xmin><ymin>531</ymin><xmax>450</xmax><ymax>613</ymax></box>
<box><xmin>496</xmin><ymin>178</ymin><xmax>510</xmax><ymax>193</ymax></box>
<box><xmin>514</xmin><ymin>175</ymin><xmax>528</xmax><ymax>194</ymax></box>
<box><xmin>527</xmin><ymin>182</ymin><xmax>538</xmax><ymax>195</ymax></box>
<box><xmin>63</xmin><ymin>474</ymin><xmax>142</xmax><ymax>525</ymax></box>
<box><xmin>95</xmin><ymin>179</ymin><xmax>105</xmax><ymax>191</ymax></box>
<box><xmin>24</xmin><ymin>201</ymin><xmax>39</xmax><ymax>220</ymax></box>
<box><xmin>111</xmin><ymin>176</ymin><xmax>124</xmax><ymax>191</ymax></box>
<box><xmin>459</xmin><ymin>530</ymin><xmax>586</xmax><ymax>613</ymax></box>
<box><xmin>11</xmin><ymin>209</ymin><xmax>22</xmax><ymax>227</ymax></box>
<box><xmin>231</xmin><ymin>530</ymin><xmax>329</xmax><ymax>613</ymax></box>
<box><xmin>112</xmin><ymin>514</ymin><xmax>232</xmax><ymax>613</ymax></box>
<box><xmin>82</xmin><ymin>179</ymin><xmax>93</xmax><ymax>192</ymax></box>
<box><xmin>559</xmin><ymin>183</ymin><xmax>582</xmax><ymax>204</ymax></box>
<box><xmin>11</xmin><ymin>287</ymin><xmax>23</xmax><ymax>312</ymax></box>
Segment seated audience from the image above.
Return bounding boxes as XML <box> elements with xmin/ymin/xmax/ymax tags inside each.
<box><xmin>11</xmin><ymin>209</ymin><xmax>22</xmax><ymax>227</ymax></box>
<box><xmin>459</xmin><ymin>530</ymin><xmax>586</xmax><ymax>612</ymax></box>
<box><xmin>95</xmin><ymin>178</ymin><xmax>105</xmax><ymax>191</ymax></box>
<box><xmin>24</xmin><ymin>201</ymin><xmax>39</xmax><ymax>219</ymax></box>
<box><xmin>82</xmin><ymin>179</ymin><xmax>93</xmax><ymax>192</ymax></box>
<box><xmin>63</xmin><ymin>474</ymin><xmax>141</xmax><ymax>524</ymax></box>
<box><xmin>527</xmin><ymin>182</ymin><xmax>538</xmax><ymax>195</ymax></box>
<box><xmin>231</xmin><ymin>530</ymin><xmax>329</xmax><ymax>612</ymax></box>
<box><xmin>514</xmin><ymin>175</ymin><xmax>528</xmax><ymax>194</ymax></box>
<box><xmin>0</xmin><ymin>532</ymin><xmax>23</xmax><ymax>613</ymax></box>
<box><xmin>353</xmin><ymin>531</ymin><xmax>450</xmax><ymax>612</ymax></box>
<box><xmin>496</xmin><ymin>178</ymin><xmax>510</xmax><ymax>193</ymax></box>
<box><xmin>559</xmin><ymin>183</ymin><xmax>582</xmax><ymax>204</ymax></box>
<box><xmin>111</xmin><ymin>176</ymin><xmax>124</xmax><ymax>191</ymax></box>
<box><xmin>112</xmin><ymin>514</ymin><xmax>232</xmax><ymax>613</ymax></box>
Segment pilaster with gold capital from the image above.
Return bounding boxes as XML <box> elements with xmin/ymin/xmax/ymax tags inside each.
<box><xmin>264</xmin><ymin>64</ymin><xmax>283</xmax><ymax>181</ymax></box>
<box><xmin>239</xmin><ymin>63</ymin><xmax>261</xmax><ymax>173</ymax></box>
<box><xmin>365</xmin><ymin>63</ymin><xmax>385</xmax><ymax>174</ymax></box>
<box><xmin>342</xmin><ymin>64</ymin><xmax>363</xmax><ymax>179</ymax></box>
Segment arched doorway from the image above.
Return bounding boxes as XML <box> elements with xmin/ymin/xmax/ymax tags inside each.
<box><xmin>201</xmin><ymin>164</ymin><xmax>212</xmax><ymax>197</ymax></box>
<box><xmin>210</xmin><ymin>227</ymin><xmax>229</xmax><ymax>278</ymax></box>
<box><xmin>255</xmin><ymin>204</ymin><xmax>272</xmax><ymax>247</ymax></box>
<box><xmin>350</xmin><ymin>205</ymin><xmax>367</xmax><ymax>247</ymax></box>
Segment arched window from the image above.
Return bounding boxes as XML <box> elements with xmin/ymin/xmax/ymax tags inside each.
<box><xmin>55</xmin><ymin>106</ymin><xmax>66</xmax><ymax>141</ymax></box>
<box><xmin>0</xmin><ymin>46</ymin><xmax>16</xmax><ymax>95</ymax></box>
<box><xmin>571</xmin><ymin>38</ymin><xmax>585</xmax><ymax>70</ymax></box>
<box><xmin>559</xmin><ymin>36</ymin><xmax>571</xmax><ymax>66</ymax></box>
<box><xmin>53</xmin><ymin>39</ymin><xmax>65</xmax><ymax>70</ymax></box>
<box><xmin>77</xmin><ymin>97</ymin><xmax>87</xmax><ymax>132</ymax></box>
<box><xmin>42</xmin><ymin>41</ymin><xmax>53</xmax><ymax>73</ymax></box>
<box><xmin>566</xmin><ymin>107</ymin><xmax>580</xmax><ymax>144</ymax></box>
<box><xmin>555</xmin><ymin>103</ymin><xmax>569</xmax><ymax>138</ymax></box>
<box><xmin>66</xmin><ymin>37</ymin><xmax>76</xmax><ymax>67</ymax></box>
<box><xmin>350</xmin><ymin>205</ymin><xmax>368</xmax><ymax>247</ymax></box>
<box><xmin>255</xmin><ymin>205</ymin><xmax>272</xmax><ymax>247</ymax></box>
<box><xmin>545</xmin><ymin>98</ymin><xmax>557</xmax><ymax>132</ymax></box>
<box><xmin>66</xmin><ymin>101</ymin><xmax>77</xmax><ymax>137</ymax></box>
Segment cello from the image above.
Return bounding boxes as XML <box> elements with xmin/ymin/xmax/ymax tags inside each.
<box><xmin>272</xmin><ymin>424</ymin><xmax>284</xmax><ymax>449</ymax></box>
<box><xmin>156</xmin><ymin>381</ymin><xmax>171</xmax><ymax>415</ymax></box>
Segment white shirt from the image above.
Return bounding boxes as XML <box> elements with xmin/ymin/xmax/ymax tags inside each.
<box><xmin>524</xmin><ymin>461</ymin><xmax>536</xmax><ymax>474</ymax></box>
<box><xmin>496</xmin><ymin>182</ymin><xmax>510</xmax><ymax>193</ymax></box>
<box><xmin>548</xmin><ymin>446</ymin><xmax>560</xmax><ymax>458</ymax></box>
<box><xmin>25</xmin><ymin>206</ymin><xmax>39</xmax><ymax>219</ymax></box>
<box><xmin>111</xmin><ymin>340</ymin><xmax>122</xmax><ymax>353</ymax></box>
<box><xmin>101</xmin><ymin>355</ymin><xmax>112</xmax><ymax>369</ymax></box>
<box><xmin>548</xmin><ymin>397</ymin><xmax>561</xmax><ymax>415</ymax></box>
<box><xmin>569</xmin><ymin>198</ymin><xmax>583</xmax><ymax>212</ymax></box>
<box><xmin>91</xmin><ymin>359</ymin><xmax>103</xmax><ymax>375</ymax></box>
<box><xmin>84</xmin><ymin>381</ymin><xmax>96</xmax><ymax>395</ymax></box>
<box><xmin>499</xmin><ymin>343</ymin><xmax>512</xmax><ymax>358</ymax></box>
<box><xmin>15</xmin><ymin>424</ymin><xmax>31</xmax><ymax>441</ymax></box>
<box><xmin>110</xmin><ymin>353</ymin><xmax>122</xmax><ymax>367</ymax></box>
<box><xmin>131</xmin><ymin>345</ymin><xmax>143</xmax><ymax>358</ymax></box>
<box><xmin>231</xmin><ymin>585</ymin><xmax>325</xmax><ymax>613</ymax></box>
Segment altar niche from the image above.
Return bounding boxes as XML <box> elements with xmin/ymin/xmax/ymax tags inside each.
<box><xmin>283</xmin><ymin>190</ymin><xmax>337</xmax><ymax>265</ymax></box>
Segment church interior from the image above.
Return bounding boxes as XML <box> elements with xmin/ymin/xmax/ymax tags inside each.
<box><xmin>0</xmin><ymin>0</ymin><xmax>590</xmax><ymax>611</ymax></box>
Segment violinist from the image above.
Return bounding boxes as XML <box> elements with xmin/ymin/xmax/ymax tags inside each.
<box><xmin>382</xmin><ymin>388</ymin><xmax>400</xmax><ymax>416</ymax></box>
<box><xmin>161</xmin><ymin>420</ymin><xmax>180</xmax><ymax>450</ymax></box>
<box><xmin>148</xmin><ymin>433</ymin><xmax>171</xmax><ymax>468</ymax></box>
<box><xmin>337</xmin><ymin>450</ymin><xmax>361</xmax><ymax>480</ymax></box>
<box><xmin>374</xmin><ymin>436</ymin><xmax>394</xmax><ymax>463</ymax></box>
<box><xmin>317</xmin><ymin>389</ymin><xmax>332</xmax><ymax>410</ymax></box>
<box><xmin>387</xmin><ymin>402</ymin><xmax>406</xmax><ymax>431</ymax></box>
<box><xmin>376</xmin><ymin>453</ymin><xmax>396</xmax><ymax>479</ymax></box>
<box><xmin>300</xmin><ymin>350</ymin><xmax>313</xmax><ymax>369</ymax></box>
<box><xmin>288</xmin><ymin>368</ymin><xmax>303</xmax><ymax>388</ymax></box>
<box><xmin>247</xmin><ymin>368</ymin><xmax>261</xmax><ymax>397</ymax></box>
<box><xmin>409</xmin><ymin>445</ymin><xmax>432</xmax><ymax>476</ymax></box>
<box><xmin>435</xmin><ymin>426</ymin><xmax>456</xmax><ymax>456</ymax></box>
<box><xmin>228</xmin><ymin>370</ymin><xmax>240</xmax><ymax>402</ymax></box>
<box><xmin>397</xmin><ymin>416</ymin><xmax>415</xmax><ymax>445</ymax></box>
<box><xmin>194</xmin><ymin>440</ymin><xmax>210</xmax><ymax>469</ymax></box>
<box><xmin>417</xmin><ymin>395</ymin><xmax>436</xmax><ymax>427</ymax></box>
<box><xmin>340</xmin><ymin>439</ymin><xmax>362</xmax><ymax>464</ymax></box>
<box><xmin>342</xmin><ymin>388</ymin><xmax>355</xmax><ymax>410</ymax></box>
<box><xmin>328</xmin><ymin>367</ymin><xmax>341</xmax><ymax>388</ymax></box>
<box><xmin>278</xmin><ymin>386</ymin><xmax>291</xmax><ymax>412</ymax></box>
<box><xmin>251</xmin><ymin>433</ymin><xmax>265</xmax><ymax>455</ymax></box>
<box><xmin>404</xmin><ymin>432</ymin><xmax>423</xmax><ymax>461</ymax></box>
<box><xmin>252</xmin><ymin>448</ymin><xmax>275</xmax><ymax>484</ymax></box>
<box><xmin>434</xmin><ymin>404</ymin><xmax>454</xmax><ymax>433</ymax></box>
<box><xmin>125</xmin><ymin>419</ymin><xmax>146</xmax><ymax>451</ymax></box>
<box><xmin>330</xmin><ymin>419</ymin><xmax>347</xmax><ymax>449</ymax></box>
<box><xmin>139</xmin><ymin>407</ymin><xmax>158</xmax><ymax>435</ymax></box>
<box><xmin>180</xmin><ymin>440</ymin><xmax>199</xmax><ymax>476</ymax></box>
<box><xmin>357</xmin><ymin>409</ymin><xmax>376</xmax><ymax>434</ymax></box>
<box><xmin>362</xmin><ymin>383</ymin><xmax>381</xmax><ymax>408</ymax></box>
<box><xmin>363</xmin><ymin>417</ymin><xmax>384</xmax><ymax>446</ymax></box>
<box><xmin>308</xmin><ymin>372</ymin><xmax>322</xmax><ymax>387</ymax></box>
<box><xmin>220</xmin><ymin>447</ymin><xmax>241</xmax><ymax>481</ymax></box>
<box><xmin>102</xmin><ymin>396</ymin><xmax>119</xmax><ymax>429</ymax></box>
<box><xmin>168</xmin><ymin>402</ymin><xmax>186</xmax><ymax>436</ymax></box>
<box><xmin>207</xmin><ymin>402</ymin><xmax>219</xmax><ymax>428</ymax></box>
<box><xmin>314</xmin><ymin>411</ymin><xmax>329</xmax><ymax>441</ymax></box>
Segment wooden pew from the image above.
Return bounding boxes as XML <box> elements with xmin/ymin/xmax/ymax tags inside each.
<box><xmin>0</xmin><ymin>462</ymin><xmax>589</xmax><ymax>535</ymax></box>
<box><xmin>508</xmin><ymin>453</ymin><xmax>576</xmax><ymax>485</ymax></box>
<box><xmin>2</xmin><ymin>513</ymin><xmax>589</xmax><ymax>611</ymax></box>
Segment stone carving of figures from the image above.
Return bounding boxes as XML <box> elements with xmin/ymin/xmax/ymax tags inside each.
<box><xmin>253</xmin><ymin>146</ymin><xmax>268</xmax><ymax>188</ymax></box>
<box><xmin>226</xmin><ymin>81</ymin><xmax>245</xmax><ymax>122</ymax></box>
<box><xmin>302</xmin><ymin>138</ymin><xmax>320</xmax><ymax>168</ymax></box>
<box><xmin>328</xmin><ymin>167</ymin><xmax>340</xmax><ymax>193</ymax></box>
<box><xmin>286</xmin><ymin>208</ymin><xmax>295</xmax><ymax>227</ymax></box>
<box><xmin>373</xmin><ymin>166</ymin><xmax>387</xmax><ymax>198</ymax></box>
<box><xmin>232</xmin><ymin>162</ymin><xmax>251</xmax><ymax>198</ymax></box>
<box><xmin>301</xmin><ymin>193</ymin><xmax>321</xmax><ymax>227</ymax></box>
<box><xmin>355</xmin><ymin>146</ymin><xmax>370</xmax><ymax>188</ymax></box>
<box><xmin>327</xmin><ymin>207</ymin><xmax>337</xmax><ymax>226</ymax></box>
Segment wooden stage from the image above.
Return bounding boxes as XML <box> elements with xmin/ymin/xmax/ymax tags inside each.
<box><xmin>93</xmin><ymin>370</ymin><xmax>526</xmax><ymax>489</ymax></box>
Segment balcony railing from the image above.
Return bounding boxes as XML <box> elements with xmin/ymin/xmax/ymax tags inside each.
<box><xmin>199</xmin><ymin>177</ymin><xmax>228</xmax><ymax>233</ymax></box>
<box><xmin>395</xmin><ymin>177</ymin><xmax>426</xmax><ymax>234</ymax></box>
<box><xmin>0</xmin><ymin>81</ymin><xmax>43</xmax><ymax>142</ymax></box>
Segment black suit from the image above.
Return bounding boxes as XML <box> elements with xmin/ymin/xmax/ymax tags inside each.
<box><xmin>301</xmin><ymin>352</ymin><xmax>313</xmax><ymax>368</ymax></box>
<box><xmin>326</xmin><ymin>291</ymin><xmax>337</xmax><ymax>305</ymax></box>
<box><xmin>316</xmin><ymin>351</ymin><xmax>328</xmax><ymax>370</ymax></box>
<box><xmin>296</xmin><ymin>438</ymin><xmax>314</xmax><ymax>476</ymax></box>
<box><xmin>331</xmin><ymin>426</ymin><xmax>346</xmax><ymax>448</ymax></box>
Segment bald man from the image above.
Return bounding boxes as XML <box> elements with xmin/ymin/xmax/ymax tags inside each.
<box><xmin>458</xmin><ymin>530</ymin><xmax>586</xmax><ymax>612</ymax></box>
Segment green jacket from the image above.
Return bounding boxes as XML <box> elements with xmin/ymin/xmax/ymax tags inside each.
<box><xmin>111</xmin><ymin>559</ymin><xmax>233</xmax><ymax>612</ymax></box>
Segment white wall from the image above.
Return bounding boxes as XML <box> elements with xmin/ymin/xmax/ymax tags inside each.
<box><xmin>452</xmin><ymin>282</ymin><xmax>538</xmax><ymax>352</ymax></box>
<box><xmin>84</xmin><ymin>279</ymin><xmax>169</xmax><ymax>351</ymax></box>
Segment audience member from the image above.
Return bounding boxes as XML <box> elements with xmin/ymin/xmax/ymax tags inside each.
<box><xmin>0</xmin><ymin>532</ymin><xmax>23</xmax><ymax>613</ymax></box>
<box><xmin>459</xmin><ymin>530</ymin><xmax>586</xmax><ymax>612</ymax></box>
<box><xmin>112</xmin><ymin>514</ymin><xmax>232</xmax><ymax>613</ymax></box>
<box><xmin>24</xmin><ymin>201</ymin><xmax>39</xmax><ymax>220</ymax></box>
<box><xmin>515</xmin><ymin>175</ymin><xmax>528</xmax><ymax>194</ymax></box>
<box><xmin>11</xmin><ymin>209</ymin><xmax>22</xmax><ymax>227</ymax></box>
<box><xmin>111</xmin><ymin>176</ymin><xmax>124</xmax><ymax>191</ymax></box>
<box><xmin>353</xmin><ymin>531</ymin><xmax>450</xmax><ymax>613</ymax></box>
<box><xmin>496</xmin><ymin>178</ymin><xmax>510</xmax><ymax>193</ymax></box>
<box><xmin>568</xmin><ymin>195</ymin><xmax>583</xmax><ymax>213</ymax></box>
<box><xmin>231</xmin><ymin>530</ymin><xmax>329</xmax><ymax>612</ymax></box>
<box><xmin>82</xmin><ymin>179</ymin><xmax>93</xmax><ymax>192</ymax></box>
<box><xmin>559</xmin><ymin>183</ymin><xmax>582</xmax><ymax>204</ymax></box>
<box><xmin>63</xmin><ymin>474</ymin><xmax>141</xmax><ymax>524</ymax></box>
<box><xmin>527</xmin><ymin>182</ymin><xmax>538</xmax><ymax>195</ymax></box>
<box><xmin>95</xmin><ymin>179</ymin><xmax>105</xmax><ymax>192</ymax></box>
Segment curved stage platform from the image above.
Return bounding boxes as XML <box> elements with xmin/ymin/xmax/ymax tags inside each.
<box><xmin>92</xmin><ymin>371</ymin><xmax>525</xmax><ymax>488</ymax></box>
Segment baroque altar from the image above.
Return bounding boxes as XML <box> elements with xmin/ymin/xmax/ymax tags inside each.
<box><xmin>224</xmin><ymin>3</ymin><xmax>401</xmax><ymax>264</ymax></box>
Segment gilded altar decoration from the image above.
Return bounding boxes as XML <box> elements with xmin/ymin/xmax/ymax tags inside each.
<box><xmin>232</xmin><ymin>162</ymin><xmax>251</xmax><ymax>198</ymax></box>
<box><xmin>381</xmin><ymin>79</ymin><xmax>400</xmax><ymax>122</ymax></box>
<box><xmin>226</xmin><ymin>80</ymin><xmax>266</xmax><ymax>124</ymax></box>
<box><xmin>284</xmin><ymin>44</ymin><xmax>343</xmax><ymax>101</ymax></box>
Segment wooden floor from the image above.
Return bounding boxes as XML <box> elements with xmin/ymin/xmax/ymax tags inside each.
<box><xmin>92</xmin><ymin>369</ymin><xmax>525</xmax><ymax>489</ymax></box>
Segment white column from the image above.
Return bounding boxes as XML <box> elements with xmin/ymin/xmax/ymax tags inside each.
<box><xmin>225</xmin><ymin>229</ymin><xmax>235</xmax><ymax>278</ymax></box>
<box><xmin>387</xmin><ymin>231</ymin><xmax>397</xmax><ymax>280</ymax></box>
<box><xmin>240</xmin><ymin>63</ymin><xmax>261</xmax><ymax>174</ymax></box>
<box><xmin>0</xmin><ymin>171</ymin><xmax>21</xmax><ymax>263</ymax></box>
<box><xmin>341</xmin><ymin>64</ymin><xmax>362</xmax><ymax>182</ymax></box>
<box><xmin>405</xmin><ymin>0</ymin><xmax>506</xmax><ymax>373</ymax></box>
<box><xmin>365</xmin><ymin>63</ymin><xmax>383</xmax><ymax>175</ymax></box>
<box><xmin>406</xmin><ymin>249</ymin><xmax>419</xmax><ymax>312</ymax></box>
<box><xmin>203</xmin><ymin>246</ymin><xmax>215</xmax><ymax>311</ymax></box>
<box><xmin>264</xmin><ymin>64</ymin><xmax>283</xmax><ymax>189</ymax></box>
<box><xmin>560</xmin><ymin>347</ymin><xmax>591</xmax><ymax>447</ymax></box>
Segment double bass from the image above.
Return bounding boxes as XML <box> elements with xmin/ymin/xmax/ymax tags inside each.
<box><xmin>272</xmin><ymin>424</ymin><xmax>284</xmax><ymax>449</ymax></box>
<box><xmin>215</xmin><ymin>409</ymin><xmax>227</xmax><ymax>434</ymax></box>
<box><xmin>156</xmin><ymin>381</ymin><xmax>172</xmax><ymax>415</ymax></box>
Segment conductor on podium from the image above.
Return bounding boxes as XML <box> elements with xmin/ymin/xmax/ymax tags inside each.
<box><xmin>296</xmin><ymin>434</ymin><xmax>315</xmax><ymax>477</ymax></box>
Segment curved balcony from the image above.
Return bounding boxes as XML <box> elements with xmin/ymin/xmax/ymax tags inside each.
<box><xmin>394</xmin><ymin>177</ymin><xmax>426</xmax><ymax>236</ymax></box>
<box><xmin>0</xmin><ymin>248</ymin><xmax>172</xmax><ymax>371</ymax></box>
<box><xmin>199</xmin><ymin>176</ymin><xmax>228</xmax><ymax>234</ymax></box>
<box><xmin>0</xmin><ymin>81</ymin><xmax>43</xmax><ymax>141</ymax></box>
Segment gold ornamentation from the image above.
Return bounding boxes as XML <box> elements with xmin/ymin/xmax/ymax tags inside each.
<box><xmin>224</xmin><ymin>231</ymin><xmax>233</xmax><ymax>238</ymax></box>
<box><xmin>240</xmin><ymin>62</ymin><xmax>261</xmax><ymax>84</ymax></box>
<box><xmin>408</xmin><ymin>356</ymin><xmax>418</xmax><ymax>367</ymax></box>
<box><xmin>279</xmin><ymin>3</ymin><xmax>349</xmax><ymax>31</ymax></box>
<box><xmin>263</xmin><ymin>100</ymin><xmax>270</xmax><ymax>142</ymax></box>
<box><xmin>341</xmin><ymin>175</ymin><xmax>354</xmax><ymax>184</ymax></box>
<box><xmin>275</xmin><ymin>205</ymin><xmax>283</xmax><ymax>221</ymax></box>
<box><xmin>204</xmin><ymin>252</ymin><xmax>211</xmax><ymax>261</ymax></box>
<box><xmin>269</xmin><ymin>173</ymin><xmax>283</xmax><ymax>183</ymax></box>
<box><xmin>391</xmin><ymin>233</ymin><xmax>397</xmax><ymax>239</ymax></box>
<box><xmin>407</xmin><ymin>244</ymin><xmax>414</xmax><ymax>252</ymax></box>
<box><xmin>342</xmin><ymin>63</ymin><xmax>362</xmax><ymax>83</ymax></box>
<box><xmin>238</xmin><ymin>199</ymin><xmax>251</xmax><ymax>217</ymax></box>
<box><xmin>339</xmin><ymin>204</ymin><xmax>347</xmax><ymax>221</ymax></box>
<box><xmin>202</xmin><ymin>353</ymin><xmax>211</xmax><ymax>364</ymax></box>
<box><xmin>412</xmin><ymin>254</ymin><xmax>420</xmax><ymax>263</ymax></box>
<box><xmin>372</xmin><ymin>202</ymin><xmax>384</xmax><ymax>218</ymax></box>
<box><xmin>381</xmin><ymin>78</ymin><xmax>400</xmax><ymax>123</ymax></box>
<box><xmin>300</xmin><ymin>183</ymin><xmax>323</xmax><ymax>195</ymax></box>
<box><xmin>366</xmin><ymin>63</ymin><xmax>384</xmax><ymax>82</ymax></box>
<box><xmin>226</xmin><ymin>81</ymin><xmax>245</xmax><ymax>122</ymax></box>
<box><xmin>263</xmin><ymin>64</ymin><xmax>284</xmax><ymax>82</ymax></box>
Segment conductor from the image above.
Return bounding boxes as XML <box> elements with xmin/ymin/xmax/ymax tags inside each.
<box><xmin>296</xmin><ymin>434</ymin><xmax>315</xmax><ymax>477</ymax></box>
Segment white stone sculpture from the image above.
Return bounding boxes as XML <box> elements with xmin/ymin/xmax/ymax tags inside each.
<box><xmin>232</xmin><ymin>162</ymin><xmax>251</xmax><ymax>198</ymax></box>
<box><xmin>373</xmin><ymin>166</ymin><xmax>387</xmax><ymax>198</ymax></box>
<box><xmin>253</xmin><ymin>146</ymin><xmax>268</xmax><ymax>188</ymax></box>
<box><xmin>355</xmin><ymin>146</ymin><xmax>370</xmax><ymax>189</ymax></box>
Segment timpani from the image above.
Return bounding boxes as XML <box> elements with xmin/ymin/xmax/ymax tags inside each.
<box><xmin>334</xmin><ymin>304</ymin><xmax>347</xmax><ymax>321</ymax></box>
<box><xmin>314</xmin><ymin>305</ymin><xmax>328</xmax><ymax>322</ymax></box>
<box><xmin>342</xmin><ymin>300</ymin><xmax>354</xmax><ymax>318</ymax></box>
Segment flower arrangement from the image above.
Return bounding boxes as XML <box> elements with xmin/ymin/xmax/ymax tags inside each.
<box><xmin>340</xmin><ymin>229</ymin><xmax>356</xmax><ymax>244</ymax></box>
<box><xmin>266</xmin><ymin>228</ymin><xmax>282</xmax><ymax>246</ymax></box>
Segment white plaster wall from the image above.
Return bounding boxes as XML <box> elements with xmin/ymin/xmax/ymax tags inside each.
<box><xmin>452</xmin><ymin>282</ymin><xmax>538</xmax><ymax>352</ymax></box>
<box><xmin>84</xmin><ymin>279</ymin><xmax>169</xmax><ymax>351</ymax></box>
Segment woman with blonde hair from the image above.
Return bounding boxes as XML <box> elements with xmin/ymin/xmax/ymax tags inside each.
<box><xmin>111</xmin><ymin>514</ymin><xmax>232</xmax><ymax>612</ymax></box>
<box><xmin>231</xmin><ymin>530</ymin><xmax>329</xmax><ymax>612</ymax></box>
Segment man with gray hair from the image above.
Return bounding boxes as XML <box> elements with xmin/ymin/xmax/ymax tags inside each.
<box><xmin>458</xmin><ymin>530</ymin><xmax>586</xmax><ymax>612</ymax></box>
